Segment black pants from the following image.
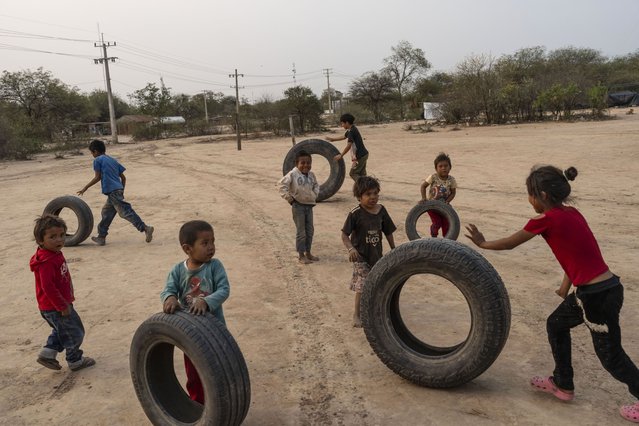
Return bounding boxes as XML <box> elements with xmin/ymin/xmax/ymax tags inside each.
<box><xmin>547</xmin><ymin>278</ymin><xmax>639</xmax><ymax>398</ymax></box>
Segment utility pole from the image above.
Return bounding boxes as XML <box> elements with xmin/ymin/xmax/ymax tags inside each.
<box><xmin>201</xmin><ymin>90</ymin><xmax>210</xmax><ymax>122</ymax></box>
<box><xmin>94</xmin><ymin>34</ymin><xmax>118</xmax><ymax>144</ymax></box>
<box><xmin>229</xmin><ymin>69</ymin><xmax>244</xmax><ymax>151</ymax></box>
<box><xmin>323</xmin><ymin>68</ymin><xmax>333</xmax><ymax>113</ymax></box>
<box><xmin>292</xmin><ymin>62</ymin><xmax>297</xmax><ymax>86</ymax></box>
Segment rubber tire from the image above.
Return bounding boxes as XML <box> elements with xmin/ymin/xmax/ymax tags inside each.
<box><xmin>361</xmin><ymin>238</ymin><xmax>510</xmax><ymax>388</ymax></box>
<box><xmin>405</xmin><ymin>200</ymin><xmax>460</xmax><ymax>241</ymax></box>
<box><xmin>42</xmin><ymin>195</ymin><xmax>94</xmax><ymax>246</ymax></box>
<box><xmin>130</xmin><ymin>311</ymin><xmax>251</xmax><ymax>426</ymax></box>
<box><xmin>282</xmin><ymin>138</ymin><xmax>346</xmax><ymax>202</ymax></box>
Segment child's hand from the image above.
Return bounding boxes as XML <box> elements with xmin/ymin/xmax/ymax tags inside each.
<box><xmin>60</xmin><ymin>306</ymin><xmax>70</xmax><ymax>316</ymax></box>
<box><xmin>189</xmin><ymin>297</ymin><xmax>208</xmax><ymax>315</ymax></box>
<box><xmin>348</xmin><ymin>248</ymin><xmax>359</xmax><ymax>262</ymax></box>
<box><xmin>464</xmin><ymin>224</ymin><xmax>486</xmax><ymax>247</ymax></box>
<box><xmin>555</xmin><ymin>287</ymin><xmax>569</xmax><ymax>299</ymax></box>
<box><xmin>163</xmin><ymin>296</ymin><xmax>180</xmax><ymax>314</ymax></box>
<box><xmin>77</xmin><ymin>189</ymin><xmax>85</xmax><ymax>196</ymax></box>
<box><xmin>334</xmin><ymin>153</ymin><xmax>342</xmax><ymax>161</ymax></box>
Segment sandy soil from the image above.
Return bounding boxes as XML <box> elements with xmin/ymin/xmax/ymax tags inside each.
<box><xmin>1</xmin><ymin>108</ymin><xmax>639</xmax><ymax>426</ymax></box>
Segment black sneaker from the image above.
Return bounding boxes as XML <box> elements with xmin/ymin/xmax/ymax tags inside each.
<box><xmin>91</xmin><ymin>236</ymin><xmax>106</xmax><ymax>246</ymax></box>
<box><xmin>144</xmin><ymin>226</ymin><xmax>154</xmax><ymax>243</ymax></box>
<box><xmin>69</xmin><ymin>356</ymin><xmax>96</xmax><ymax>371</ymax></box>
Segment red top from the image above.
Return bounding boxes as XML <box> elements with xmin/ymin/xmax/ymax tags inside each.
<box><xmin>524</xmin><ymin>206</ymin><xmax>609</xmax><ymax>286</ymax></box>
<box><xmin>29</xmin><ymin>248</ymin><xmax>75</xmax><ymax>311</ymax></box>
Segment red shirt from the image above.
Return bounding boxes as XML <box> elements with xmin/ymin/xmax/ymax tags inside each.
<box><xmin>524</xmin><ymin>206</ymin><xmax>608</xmax><ymax>286</ymax></box>
<box><xmin>29</xmin><ymin>248</ymin><xmax>75</xmax><ymax>311</ymax></box>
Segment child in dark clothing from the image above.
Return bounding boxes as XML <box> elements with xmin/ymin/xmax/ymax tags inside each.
<box><xmin>30</xmin><ymin>214</ymin><xmax>95</xmax><ymax>371</ymax></box>
<box><xmin>341</xmin><ymin>176</ymin><xmax>396</xmax><ymax>327</ymax></box>
<box><xmin>327</xmin><ymin>113</ymin><xmax>369</xmax><ymax>181</ymax></box>
<box><xmin>77</xmin><ymin>139</ymin><xmax>153</xmax><ymax>246</ymax></box>
<box><xmin>160</xmin><ymin>220</ymin><xmax>230</xmax><ymax>404</ymax></box>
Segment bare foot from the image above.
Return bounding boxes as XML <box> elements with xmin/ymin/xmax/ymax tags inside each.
<box><xmin>352</xmin><ymin>316</ymin><xmax>362</xmax><ymax>328</ymax></box>
<box><xmin>305</xmin><ymin>252</ymin><xmax>319</xmax><ymax>261</ymax></box>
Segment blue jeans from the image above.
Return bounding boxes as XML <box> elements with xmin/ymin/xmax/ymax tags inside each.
<box><xmin>547</xmin><ymin>279</ymin><xmax>639</xmax><ymax>397</ymax></box>
<box><xmin>40</xmin><ymin>306</ymin><xmax>85</xmax><ymax>363</ymax></box>
<box><xmin>97</xmin><ymin>189</ymin><xmax>146</xmax><ymax>237</ymax></box>
<box><xmin>292</xmin><ymin>202</ymin><xmax>314</xmax><ymax>254</ymax></box>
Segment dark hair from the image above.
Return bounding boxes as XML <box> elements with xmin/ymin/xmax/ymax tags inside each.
<box><xmin>340</xmin><ymin>113</ymin><xmax>355</xmax><ymax>125</ymax></box>
<box><xmin>295</xmin><ymin>150</ymin><xmax>312</xmax><ymax>163</ymax></box>
<box><xmin>526</xmin><ymin>165</ymin><xmax>578</xmax><ymax>205</ymax></box>
<box><xmin>34</xmin><ymin>214</ymin><xmax>67</xmax><ymax>244</ymax></box>
<box><xmin>179</xmin><ymin>220</ymin><xmax>214</xmax><ymax>246</ymax></box>
<box><xmin>88</xmin><ymin>139</ymin><xmax>106</xmax><ymax>154</ymax></box>
<box><xmin>434</xmin><ymin>152</ymin><xmax>451</xmax><ymax>168</ymax></box>
<box><xmin>353</xmin><ymin>176</ymin><xmax>380</xmax><ymax>198</ymax></box>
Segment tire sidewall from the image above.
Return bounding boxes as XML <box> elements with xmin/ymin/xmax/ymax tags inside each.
<box><xmin>405</xmin><ymin>200</ymin><xmax>460</xmax><ymax>240</ymax></box>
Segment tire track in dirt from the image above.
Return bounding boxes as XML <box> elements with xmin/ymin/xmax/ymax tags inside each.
<box><xmin>145</xmin><ymin>152</ymin><xmax>370</xmax><ymax>425</ymax></box>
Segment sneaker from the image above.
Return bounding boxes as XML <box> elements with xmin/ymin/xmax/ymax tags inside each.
<box><xmin>620</xmin><ymin>401</ymin><xmax>639</xmax><ymax>423</ymax></box>
<box><xmin>305</xmin><ymin>253</ymin><xmax>319</xmax><ymax>261</ymax></box>
<box><xmin>69</xmin><ymin>356</ymin><xmax>96</xmax><ymax>371</ymax></box>
<box><xmin>37</xmin><ymin>356</ymin><xmax>62</xmax><ymax>370</ymax></box>
<box><xmin>91</xmin><ymin>236</ymin><xmax>106</xmax><ymax>246</ymax></box>
<box><xmin>298</xmin><ymin>256</ymin><xmax>312</xmax><ymax>265</ymax></box>
<box><xmin>144</xmin><ymin>225</ymin><xmax>154</xmax><ymax>243</ymax></box>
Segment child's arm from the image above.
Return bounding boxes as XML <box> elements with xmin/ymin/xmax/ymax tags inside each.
<box><xmin>77</xmin><ymin>170</ymin><xmax>101</xmax><ymax>195</ymax></box>
<box><xmin>326</xmin><ymin>135</ymin><xmax>347</xmax><ymax>142</ymax></box>
<box><xmin>202</xmin><ymin>261</ymin><xmax>230</xmax><ymax>314</ymax></box>
<box><xmin>556</xmin><ymin>273</ymin><xmax>571</xmax><ymax>299</ymax></box>
<box><xmin>465</xmin><ymin>224</ymin><xmax>535</xmax><ymax>250</ymax></box>
<box><xmin>446</xmin><ymin>188</ymin><xmax>456</xmax><ymax>203</ymax></box>
<box><xmin>385</xmin><ymin>232</ymin><xmax>396</xmax><ymax>250</ymax></box>
<box><xmin>420</xmin><ymin>181</ymin><xmax>430</xmax><ymax>200</ymax></box>
<box><xmin>161</xmin><ymin>269</ymin><xmax>182</xmax><ymax>314</ymax></box>
<box><xmin>278</xmin><ymin>173</ymin><xmax>294</xmax><ymax>204</ymax></box>
<box><xmin>334</xmin><ymin>142</ymin><xmax>352</xmax><ymax>162</ymax></box>
<box><xmin>342</xmin><ymin>231</ymin><xmax>359</xmax><ymax>262</ymax></box>
<box><xmin>120</xmin><ymin>173</ymin><xmax>126</xmax><ymax>190</ymax></box>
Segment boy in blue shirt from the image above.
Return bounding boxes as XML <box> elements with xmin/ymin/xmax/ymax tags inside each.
<box><xmin>77</xmin><ymin>139</ymin><xmax>153</xmax><ymax>245</ymax></box>
<box><xmin>160</xmin><ymin>220</ymin><xmax>230</xmax><ymax>403</ymax></box>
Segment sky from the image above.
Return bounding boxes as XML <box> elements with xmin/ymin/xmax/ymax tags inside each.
<box><xmin>1</xmin><ymin>0</ymin><xmax>637</xmax><ymax>103</ymax></box>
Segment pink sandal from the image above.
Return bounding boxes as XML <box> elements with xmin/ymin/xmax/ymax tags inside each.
<box><xmin>530</xmin><ymin>376</ymin><xmax>574</xmax><ymax>401</ymax></box>
<box><xmin>620</xmin><ymin>402</ymin><xmax>639</xmax><ymax>423</ymax></box>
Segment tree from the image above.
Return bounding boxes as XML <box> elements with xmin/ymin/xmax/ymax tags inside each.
<box><xmin>349</xmin><ymin>71</ymin><xmax>394</xmax><ymax>122</ymax></box>
<box><xmin>0</xmin><ymin>68</ymin><xmax>92</xmax><ymax>142</ymax></box>
<box><xmin>87</xmin><ymin>89</ymin><xmax>131</xmax><ymax>122</ymax></box>
<box><xmin>129</xmin><ymin>83</ymin><xmax>172</xmax><ymax>117</ymax></box>
<box><xmin>383</xmin><ymin>40</ymin><xmax>431</xmax><ymax>119</ymax></box>
<box><xmin>283</xmin><ymin>86</ymin><xmax>323</xmax><ymax>132</ymax></box>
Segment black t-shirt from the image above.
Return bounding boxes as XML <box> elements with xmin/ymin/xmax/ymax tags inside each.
<box><xmin>342</xmin><ymin>204</ymin><xmax>396</xmax><ymax>267</ymax></box>
<box><xmin>345</xmin><ymin>125</ymin><xmax>368</xmax><ymax>159</ymax></box>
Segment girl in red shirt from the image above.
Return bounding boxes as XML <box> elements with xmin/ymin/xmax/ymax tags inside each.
<box><xmin>465</xmin><ymin>165</ymin><xmax>639</xmax><ymax>423</ymax></box>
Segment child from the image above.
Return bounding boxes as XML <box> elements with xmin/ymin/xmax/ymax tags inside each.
<box><xmin>465</xmin><ymin>165</ymin><xmax>639</xmax><ymax>423</ymax></box>
<box><xmin>326</xmin><ymin>113</ymin><xmax>369</xmax><ymax>181</ymax></box>
<box><xmin>278</xmin><ymin>149</ymin><xmax>320</xmax><ymax>264</ymax></box>
<box><xmin>77</xmin><ymin>139</ymin><xmax>153</xmax><ymax>246</ymax></box>
<box><xmin>30</xmin><ymin>214</ymin><xmax>96</xmax><ymax>371</ymax></box>
<box><xmin>420</xmin><ymin>152</ymin><xmax>457</xmax><ymax>237</ymax></box>
<box><xmin>160</xmin><ymin>220</ymin><xmax>230</xmax><ymax>404</ymax></box>
<box><xmin>341</xmin><ymin>176</ymin><xmax>396</xmax><ymax>327</ymax></box>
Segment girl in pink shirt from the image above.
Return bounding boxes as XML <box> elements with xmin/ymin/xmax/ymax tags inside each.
<box><xmin>465</xmin><ymin>165</ymin><xmax>639</xmax><ymax>423</ymax></box>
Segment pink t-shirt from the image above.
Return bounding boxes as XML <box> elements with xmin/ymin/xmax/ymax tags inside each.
<box><xmin>523</xmin><ymin>206</ymin><xmax>608</xmax><ymax>286</ymax></box>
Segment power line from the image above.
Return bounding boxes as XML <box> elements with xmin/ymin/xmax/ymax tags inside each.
<box><xmin>0</xmin><ymin>28</ymin><xmax>93</xmax><ymax>42</ymax></box>
<box><xmin>0</xmin><ymin>43</ymin><xmax>92</xmax><ymax>58</ymax></box>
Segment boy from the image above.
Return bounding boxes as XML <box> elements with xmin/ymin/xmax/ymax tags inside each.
<box><xmin>160</xmin><ymin>220</ymin><xmax>230</xmax><ymax>403</ymax></box>
<box><xmin>327</xmin><ymin>113</ymin><xmax>369</xmax><ymax>181</ymax></box>
<box><xmin>30</xmin><ymin>214</ymin><xmax>95</xmax><ymax>371</ymax></box>
<box><xmin>421</xmin><ymin>152</ymin><xmax>457</xmax><ymax>237</ymax></box>
<box><xmin>77</xmin><ymin>139</ymin><xmax>153</xmax><ymax>246</ymax></box>
<box><xmin>278</xmin><ymin>150</ymin><xmax>320</xmax><ymax>264</ymax></box>
<box><xmin>341</xmin><ymin>177</ymin><xmax>396</xmax><ymax>327</ymax></box>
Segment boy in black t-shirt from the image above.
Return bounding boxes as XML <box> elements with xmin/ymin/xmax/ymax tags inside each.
<box><xmin>341</xmin><ymin>176</ymin><xmax>396</xmax><ymax>327</ymax></box>
<box><xmin>327</xmin><ymin>113</ymin><xmax>369</xmax><ymax>181</ymax></box>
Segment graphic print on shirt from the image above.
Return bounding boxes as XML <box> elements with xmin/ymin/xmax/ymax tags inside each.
<box><xmin>60</xmin><ymin>262</ymin><xmax>73</xmax><ymax>292</ymax></box>
<box><xmin>185</xmin><ymin>276</ymin><xmax>210</xmax><ymax>307</ymax></box>
<box><xmin>366</xmin><ymin>230</ymin><xmax>380</xmax><ymax>246</ymax></box>
<box><xmin>430</xmin><ymin>183</ymin><xmax>449</xmax><ymax>200</ymax></box>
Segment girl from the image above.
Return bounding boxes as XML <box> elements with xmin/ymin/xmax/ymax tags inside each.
<box><xmin>341</xmin><ymin>176</ymin><xmax>396</xmax><ymax>327</ymax></box>
<box><xmin>420</xmin><ymin>152</ymin><xmax>457</xmax><ymax>237</ymax></box>
<box><xmin>465</xmin><ymin>165</ymin><xmax>639</xmax><ymax>423</ymax></box>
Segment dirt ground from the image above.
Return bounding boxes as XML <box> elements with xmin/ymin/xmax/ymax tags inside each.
<box><xmin>1</xmin><ymin>108</ymin><xmax>638</xmax><ymax>425</ymax></box>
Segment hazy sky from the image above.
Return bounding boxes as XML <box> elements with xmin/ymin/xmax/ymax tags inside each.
<box><xmin>1</xmin><ymin>0</ymin><xmax>637</xmax><ymax>103</ymax></box>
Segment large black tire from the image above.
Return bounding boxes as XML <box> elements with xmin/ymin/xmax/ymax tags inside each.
<box><xmin>282</xmin><ymin>138</ymin><xmax>346</xmax><ymax>202</ymax></box>
<box><xmin>405</xmin><ymin>200</ymin><xmax>460</xmax><ymax>241</ymax></box>
<box><xmin>361</xmin><ymin>239</ymin><xmax>510</xmax><ymax>388</ymax></box>
<box><xmin>42</xmin><ymin>195</ymin><xmax>94</xmax><ymax>246</ymax></box>
<box><xmin>130</xmin><ymin>311</ymin><xmax>251</xmax><ymax>426</ymax></box>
